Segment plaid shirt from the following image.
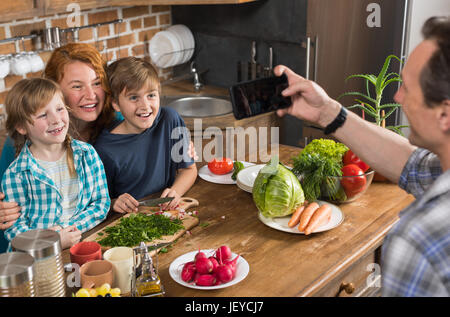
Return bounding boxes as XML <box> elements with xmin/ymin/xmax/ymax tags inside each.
<box><xmin>382</xmin><ymin>148</ymin><xmax>450</xmax><ymax>296</ymax></box>
<box><xmin>2</xmin><ymin>139</ymin><xmax>110</xmax><ymax>246</ymax></box>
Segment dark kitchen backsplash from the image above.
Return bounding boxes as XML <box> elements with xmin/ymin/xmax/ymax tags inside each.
<box><xmin>172</xmin><ymin>0</ymin><xmax>406</xmax><ymax>146</ymax></box>
<box><xmin>172</xmin><ymin>0</ymin><xmax>308</xmax><ymax>146</ymax></box>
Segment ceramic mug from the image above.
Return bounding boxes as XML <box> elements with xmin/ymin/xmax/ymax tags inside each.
<box><xmin>27</xmin><ymin>52</ymin><xmax>44</xmax><ymax>73</ymax></box>
<box><xmin>0</xmin><ymin>56</ymin><xmax>10</xmax><ymax>79</ymax></box>
<box><xmin>10</xmin><ymin>53</ymin><xmax>30</xmax><ymax>76</ymax></box>
<box><xmin>70</xmin><ymin>241</ymin><xmax>102</xmax><ymax>267</ymax></box>
<box><xmin>80</xmin><ymin>259</ymin><xmax>114</xmax><ymax>289</ymax></box>
<box><xmin>103</xmin><ymin>247</ymin><xmax>140</xmax><ymax>295</ymax></box>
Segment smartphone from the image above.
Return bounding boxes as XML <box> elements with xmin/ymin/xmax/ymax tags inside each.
<box><xmin>229</xmin><ymin>74</ymin><xmax>291</xmax><ymax>120</ymax></box>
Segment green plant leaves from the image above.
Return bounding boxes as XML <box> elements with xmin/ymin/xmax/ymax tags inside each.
<box><xmin>339</xmin><ymin>54</ymin><xmax>407</xmax><ymax>134</ymax></box>
<box><xmin>338</xmin><ymin>91</ymin><xmax>377</xmax><ymax>105</ymax></box>
<box><xmin>376</xmin><ymin>55</ymin><xmax>402</xmax><ymax>95</ymax></box>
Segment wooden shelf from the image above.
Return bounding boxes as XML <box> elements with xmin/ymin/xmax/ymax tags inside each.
<box><xmin>114</xmin><ymin>0</ymin><xmax>257</xmax><ymax>5</ymax></box>
<box><xmin>0</xmin><ymin>0</ymin><xmax>258</xmax><ymax>23</ymax></box>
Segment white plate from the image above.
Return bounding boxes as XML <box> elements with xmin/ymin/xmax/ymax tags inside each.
<box><xmin>258</xmin><ymin>200</ymin><xmax>344</xmax><ymax>234</ymax></box>
<box><xmin>236</xmin><ymin>164</ymin><xmax>265</xmax><ymax>189</ymax></box>
<box><xmin>149</xmin><ymin>30</ymin><xmax>181</xmax><ymax>68</ymax></box>
<box><xmin>166</xmin><ymin>28</ymin><xmax>184</xmax><ymax>66</ymax></box>
<box><xmin>167</xmin><ymin>24</ymin><xmax>195</xmax><ymax>63</ymax></box>
<box><xmin>236</xmin><ymin>179</ymin><xmax>252</xmax><ymax>193</ymax></box>
<box><xmin>169</xmin><ymin>249</ymin><xmax>249</xmax><ymax>290</ymax></box>
<box><xmin>236</xmin><ymin>164</ymin><xmax>293</xmax><ymax>190</ymax></box>
<box><xmin>198</xmin><ymin>161</ymin><xmax>255</xmax><ymax>185</ymax></box>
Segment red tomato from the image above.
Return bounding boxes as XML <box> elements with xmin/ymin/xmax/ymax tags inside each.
<box><xmin>343</xmin><ymin>150</ymin><xmax>370</xmax><ymax>172</ymax></box>
<box><xmin>208</xmin><ymin>158</ymin><xmax>234</xmax><ymax>175</ymax></box>
<box><xmin>341</xmin><ymin>164</ymin><xmax>367</xmax><ymax>198</ymax></box>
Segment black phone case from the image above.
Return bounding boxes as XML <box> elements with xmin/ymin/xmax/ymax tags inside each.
<box><xmin>229</xmin><ymin>74</ymin><xmax>291</xmax><ymax>120</ymax></box>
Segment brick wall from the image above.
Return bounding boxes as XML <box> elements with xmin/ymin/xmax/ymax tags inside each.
<box><xmin>0</xmin><ymin>5</ymin><xmax>173</xmax><ymax>127</ymax></box>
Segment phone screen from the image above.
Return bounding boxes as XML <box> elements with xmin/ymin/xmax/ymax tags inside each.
<box><xmin>229</xmin><ymin>74</ymin><xmax>291</xmax><ymax>120</ymax></box>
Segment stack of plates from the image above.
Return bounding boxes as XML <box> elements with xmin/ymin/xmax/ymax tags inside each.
<box><xmin>149</xmin><ymin>24</ymin><xmax>195</xmax><ymax>68</ymax></box>
<box><xmin>236</xmin><ymin>164</ymin><xmax>265</xmax><ymax>193</ymax></box>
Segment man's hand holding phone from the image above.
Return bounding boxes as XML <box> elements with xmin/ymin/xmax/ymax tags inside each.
<box><xmin>274</xmin><ymin>65</ymin><xmax>342</xmax><ymax>128</ymax></box>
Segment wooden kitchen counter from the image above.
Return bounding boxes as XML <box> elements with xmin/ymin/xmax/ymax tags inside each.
<box><xmin>65</xmin><ymin>144</ymin><xmax>415</xmax><ymax>297</ymax></box>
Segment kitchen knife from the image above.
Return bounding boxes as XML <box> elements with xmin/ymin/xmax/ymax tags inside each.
<box><xmin>139</xmin><ymin>197</ymin><xmax>174</xmax><ymax>207</ymax></box>
<box><xmin>133</xmin><ymin>241</ymin><xmax>172</xmax><ymax>253</ymax></box>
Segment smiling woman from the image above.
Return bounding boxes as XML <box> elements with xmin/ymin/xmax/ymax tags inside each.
<box><xmin>43</xmin><ymin>43</ymin><xmax>116</xmax><ymax>143</ymax></box>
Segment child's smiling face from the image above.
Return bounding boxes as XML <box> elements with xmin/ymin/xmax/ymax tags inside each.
<box><xmin>112</xmin><ymin>82</ymin><xmax>160</xmax><ymax>134</ymax></box>
<box><xmin>16</xmin><ymin>93</ymin><xmax>69</xmax><ymax>150</ymax></box>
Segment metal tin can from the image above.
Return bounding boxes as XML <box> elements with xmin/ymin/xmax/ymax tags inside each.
<box><xmin>0</xmin><ymin>252</ymin><xmax>35</xmax><ymax>297</ymax></box>
<box><xmin>12</xmin><ymin>229</ymin><xmax>66</xmax><ymax>297</ymax></box>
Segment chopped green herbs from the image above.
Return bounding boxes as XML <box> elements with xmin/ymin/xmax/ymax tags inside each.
<box><xmin>97</xmin><ymin>213</ymin><xmax>184</xmax><ymax>248</ymax></box>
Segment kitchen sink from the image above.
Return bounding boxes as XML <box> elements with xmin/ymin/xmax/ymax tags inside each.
<box><xmin>161</xmin><ymin>95</ymin><xmax>233</xmax><ymax>118</ymax></box>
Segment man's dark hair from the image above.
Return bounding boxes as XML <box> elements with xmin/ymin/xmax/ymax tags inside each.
<box><xmin>420</xmin><ymin>16</ymin><xmax>450</xmax><ymax>107</ymax></box>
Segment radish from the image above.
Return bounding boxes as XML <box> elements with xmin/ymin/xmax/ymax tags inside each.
<box><xmin>195</xmin><ymin>257</ymin><xmax>213</xmax><ymax>274</ymax></box>
<box><xmin>215</xmin><ymin>245</ymin><xmax>232</xmax><ymax>263</ymax></box>
<box><xmin>215</xmin><ymin>264</ymin><xmax>233</xmax><ymax>283</ymax></box>
<box><xmin>213</xmin><ymin>273</ymin><xmax>223</xmax><ymax>286</ymax></box>
<box><xmin>181</xmin><ymin>261</ymin><xmax>196</xmax><ymax>282</ymax></box>
<box><xmin>195</xmin><ymin>273</ymin><xmax>216</xmax><ymax>286</ymax></box>
<box><xmin>195</xmin><ymin>250</ymin><xmax>207</xmax><ymax>261</ymax></box>
<box><xmin>223</xmin><ymin>255</ymin><xmax>239</xmax><ymax>278</ymax></box>
<box><xmin>209</xmin><ymin>256</ymin><xmax>219</xmax><ymax>272</ymax></box>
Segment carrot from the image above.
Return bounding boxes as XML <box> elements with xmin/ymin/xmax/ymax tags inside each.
<box><xmin>287</xmin><ymin>205</ymin><xmax>306</xmax><ymax>228</ymax></box>
<box><xmin>304</xmin><ymin>204</ymin><xmax>332</xmax><ymax>235</ymax></box>
<box><xmin>297</xmin><ymin>202</ymin><xmax>320</xmax><ymax>232</ymax></box>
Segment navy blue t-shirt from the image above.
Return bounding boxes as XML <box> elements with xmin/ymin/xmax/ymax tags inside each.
<box><xmin>93</xmin><ymin>107</ymin><xmax>194</xmax><ymax>200</ymax></box>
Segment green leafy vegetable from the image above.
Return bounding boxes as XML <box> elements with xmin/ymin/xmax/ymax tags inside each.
<box><xmin>231</xmin><ymin>161</ymin><xmax>245</xmax><ymax>181</ymax></box>
<box><xmin>252</xmin><ymin>156</ymin><xmax>304</xmax><ymax>218</ymax></box>
<box><xmin>292</xmin><ymin>139</ymin><xmax>348</xmax><ymax>201</ymax></box>
<box><xmin>97</xmin><ymin>213</ymin><xmax>184</xmax><ymax>248</ymax></box>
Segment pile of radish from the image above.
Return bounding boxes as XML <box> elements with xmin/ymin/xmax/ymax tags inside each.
<box><xmin>180</xmin><ymin>245</ymin><xmax>239</xmax><ymax>287</ymax></box>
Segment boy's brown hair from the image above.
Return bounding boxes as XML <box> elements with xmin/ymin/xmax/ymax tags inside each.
<box><xmin>5</xmin><ymin>78</ymin><xmax>76</xmax><ymax>176</ymax></box>
<box><xmin>106</xmin><ymin>57</ymin><xmax>160</xmax><ymax>103</ymax></box>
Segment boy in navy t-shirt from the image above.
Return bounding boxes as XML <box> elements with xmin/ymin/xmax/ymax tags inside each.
<box><xmin>94</xmin><ymin>57</ymin><xmax>197</xmax><ymax>212</ymax></box>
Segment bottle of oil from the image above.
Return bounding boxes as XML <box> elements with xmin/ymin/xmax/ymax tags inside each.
<box><xmin>135</xmin><ymin>243</ymin><xmax>163</xmax><ymax>297</ymax></box>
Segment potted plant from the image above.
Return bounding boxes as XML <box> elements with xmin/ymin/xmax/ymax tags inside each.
<box><xmin>338</xmin><ymin>54</ymin><xmax>408</xmax><ymax>181</ymax></box>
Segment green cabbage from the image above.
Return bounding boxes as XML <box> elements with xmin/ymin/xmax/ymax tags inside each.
<box><xmin>252</xmin><ymin>156</ymin><xmax>305</xmax><ymax>218</ymax></box>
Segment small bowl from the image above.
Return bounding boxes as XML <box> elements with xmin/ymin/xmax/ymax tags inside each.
<box><xmin>80</xmin><ymin>259</ymin><xmax>114</xmax><ymax>289</ymax></box>
<box><xmin>318</xmin><ymin>169</ymin><xmax>375</xmax><ymax>203</ymax></box>
<box><xmin>70</xmin><ymin>241</ymin><xmax>102</xmax><ymax>267</ymax></box>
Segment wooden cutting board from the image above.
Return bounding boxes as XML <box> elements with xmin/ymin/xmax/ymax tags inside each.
<box><xmin>83</xmin><ymin>197</ymin><xmax>200</xmax><ymax>251</ymax></box>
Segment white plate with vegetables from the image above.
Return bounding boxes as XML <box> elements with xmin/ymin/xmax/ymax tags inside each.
<box><xmin>258</xmin><ymin>200</ymin><xmax>344</xmax><ymax>234</ymax></box>
<box><xmin>198</xmin><ymin>161</ymin><xmax>254</xmax><ymax>185</ymax></box>
<box><xmin>169</xmin><ymin>249</ymin><xmax>250</xmax><ymax>290</ymax></box>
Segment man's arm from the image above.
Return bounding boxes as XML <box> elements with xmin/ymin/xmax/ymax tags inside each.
<box><xmin>274</xmin><ymin>65</ymin><xmax>415</xmax><ymax>183</ymax></box>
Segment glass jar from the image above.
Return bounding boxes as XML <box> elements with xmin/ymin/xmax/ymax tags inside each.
<box><xmin>0</xmin><ymin>252</ymin><xmax>35</xmax><ymax>297</ymax></box>
<box><xmin>11</xmin><ymin>229</ymin><xmax>66</xmax><ymax>297</ymax></box>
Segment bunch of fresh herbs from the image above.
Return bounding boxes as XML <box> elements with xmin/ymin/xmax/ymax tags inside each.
<box><xmin>292</xmin><ymin>139</ymin><xmax>348</xmax><ymax>201</ymax></box>
<box><xmin>97</xmin><ymin>213</ymin><xmax>184</xmax><ymax>248</ymax></box>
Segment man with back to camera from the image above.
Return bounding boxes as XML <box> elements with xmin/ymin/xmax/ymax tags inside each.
<box><xmin>275</xmin><ymin>16</ymin><xmax>449</xmax><ymax>296</ymax></box>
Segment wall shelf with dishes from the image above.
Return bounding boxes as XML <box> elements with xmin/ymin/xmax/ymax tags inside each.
<box><xmin>149</xmin><ymin>25</ymin><xmax>195</xmax><ymax>69</ymax></box>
